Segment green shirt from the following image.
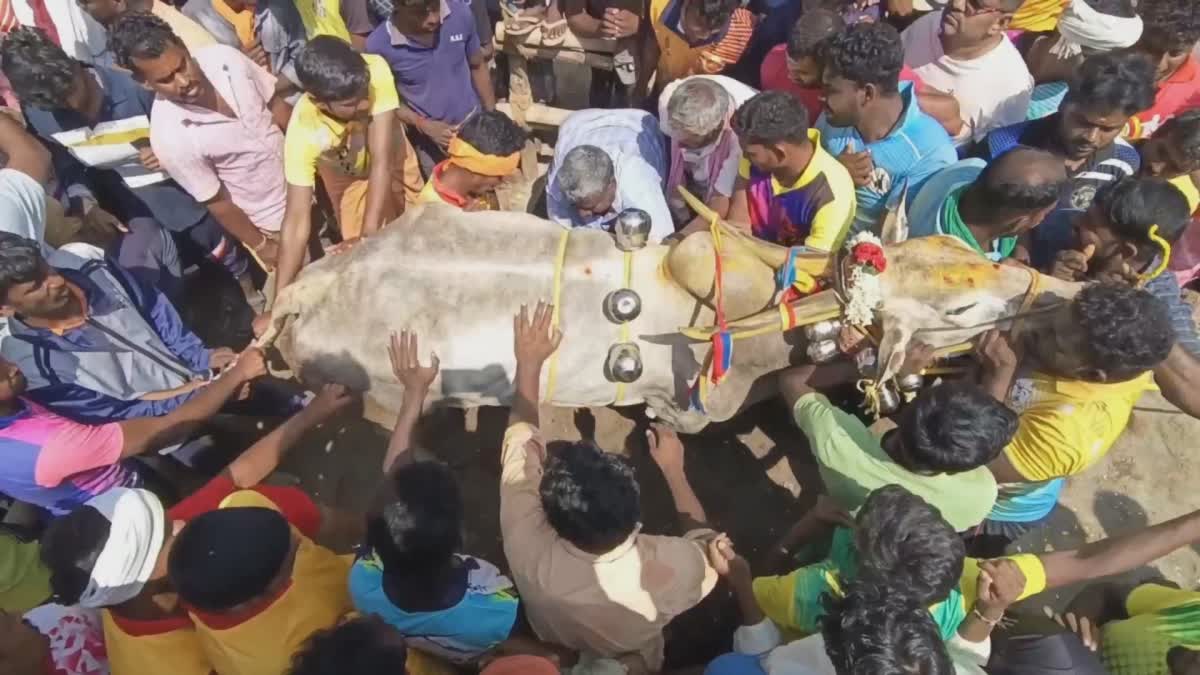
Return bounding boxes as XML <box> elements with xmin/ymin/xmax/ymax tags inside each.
<box><xmin>0</xmin><ymin>531</ymin><xmax>50</xmax><ymax>613</ymax></box>
<box><xmin>793</xmin><ymin>393</ymin><xmax>998</xmax><ymax>532</ymax></box>
<box><xmin>1102</xmin><ymin>584</ymin><xmax>1200</xmax><ymax>675</ymax></box>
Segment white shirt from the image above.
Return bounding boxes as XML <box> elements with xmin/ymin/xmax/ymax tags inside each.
<box><xmin>10</xmin><ymin>0</ymin><xmax>112</xmax><ymax>67</ymax></box>
<box><xmin>902</xmin><ymin>11</ymin><xmax>1033</xmax><ymax>145</ymax></box>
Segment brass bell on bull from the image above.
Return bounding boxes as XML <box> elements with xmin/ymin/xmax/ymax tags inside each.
<box><xmin>603</xmin><ymin>288</ymin><xmax>642</xmax><ymax>324</ymax></box>
<box><xmin>803</xmin><ymin>319</ymin><xmax>842</xmax><ymax>343</ymax></box>
<box><xmin>606</xmin><ymin>342</ymin><xmax>644</xmax><ymax>383</ymax></box>
<box><xmin>807</xmin><ymin>339</ymin><xmax>840</xmax><ymax>363</ymax></box>
<box><xmin>614</xmin><ymin>209</ymin><xmax>652</xmax><ymax>251</ymax></box>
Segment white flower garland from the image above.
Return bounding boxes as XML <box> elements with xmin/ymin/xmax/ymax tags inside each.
<box><xmin>843</xmin><ymin>232</ymin><xmax>885</xmax><ymax>328</ymax></box>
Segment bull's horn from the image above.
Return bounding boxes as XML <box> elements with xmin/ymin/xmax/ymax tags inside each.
<box><xmin>680</xmin><ymin>288</ymin><xmax>844</xmax><ymax>340</ymax></box>
<box><xmin>675</xmin><ymin>186</ymin><xmax>799</xmax><ymax>271</ymax></box>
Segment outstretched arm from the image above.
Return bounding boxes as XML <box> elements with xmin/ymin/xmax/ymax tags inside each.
<box><xmin>383</xmin><ymin>330</ymin><xmax>440</xmax><ymax>473</ymax></box>
<box><xmin>647</xmin><ymin>424</ymin><xmax>708</xmax><ymax>532</ymax></box>
<box><xmin>224</xmin><ymin>384</ymin><xmax>355</xmax><ymax>488</ymax></box>
<box><xmin>508</xmin><ymin>302</ymin><xmax>562</xmax><ymax>429</ymax></box>
<box><xmin>1041</xmin><ymin>507</ymin><xmax>1200</xmax><ymax>590</ymax></box>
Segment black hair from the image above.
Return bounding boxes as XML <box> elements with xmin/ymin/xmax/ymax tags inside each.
<box><xmin>897</xmin><ymin>382</ymin><xmax>1019</xmax><ymax>474</ymax></box>
<box><xmin>1093</xmin><ymin>176</ymin><xmax>1194</xmax><ymax>246</ymax></box>
<box><xmin>1137</xmin><ymin>0</ymin><xmax>1200</xmax><ymax>54</ymax></box>
<box><xmin>295</xmin><ymin>36</ymin><xmax>369</xmax><ymax>102</ymax></box>
<box><xmin>821</xmin><ymin>578</ymin><xmax>954</xmax><ymax>675</ymax></box>
<box><xmin>690</xmin><ymin>0</ymin><xmax>739</xmax><ymax>32</ymax></box>
<box><xmin>732</xmin><ymin>91</ymin><xmax>810</xmax><ymax>147</ymax></box>
<box><xmin>457</xmin><ymin>110</ymin><xmax>527</xmax><ymax>157</ymax></box>
<box><xmin>854</xmin><ymin>485</ymin><xmax>965</xmax><ymax>605</ymax></box>
<box><xmin>40</xmin><ymin>506</ymin><xmax>113</xmax><ymax>605</ymax></box>
<box><xmin>1063</xmin><ymin>52</ymin><xmax>1157</xmax><ymax>117</ymax></box>
<box><xmin>0</xmin><ymin>232</ymin><xmax>46</xmax><ymax>300</ymax></box>
<box><xmin>107</xmin><ymin>11</ymin><xmax>182</xmax><ymax>73</ymax></box>
<box><xmin>168</xmin><ymin>507</ymin><xmax>293</xmax><ymax>611</ymax></box>
<box><xmin>1074</xmin><ymin>283</ymin><xmax>1175</xmax><ymax>381</ymax></box>
<box><xmin>1156</xmin><ymin>109</ymin><xmax>1200</xmax><ymax>167</ymax></box>
<box><xmin>969</xmin><ymin>147</ymin><xmax>1065</xmax><ymax>213</ymax></box>
<box><xmin>539</xmin><ymin>441</ymin><xmax>640</xmax><ymax>551</ymax></box>
<box><xmin>786</xmin><ymin>9</ymin><xmax>845</xmax><ymax>61</ymax></box>
<box><xmin>288</xmin><ymin>617</ymin><xmax>407</xmax><ymax>675</ymax></box>
<box><xmin>366</xmin><ymin>461</ymin><xmax>463</xmax><ymax>577</ymax></box>
<box><xmin>0</xmin><ymin>26</ymin><xmax>78</xmax><ymax>109</ymax></box>
<box><xmin>1086</xmin><ymin>0</ymin><xmax>1137</xmax><ymax>18</ymax></box>
<box><xmin>822</xmin><ymin>22</ymin><xmax>903</xmax><ymax>94</ymax></box>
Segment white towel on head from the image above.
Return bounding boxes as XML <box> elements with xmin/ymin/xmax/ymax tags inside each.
<box><xmin>78</xmin><ymin>488</ymin><xmax>166</xmax><ymax>609</ymax></box>
<box><xmin>1049</xmin><ymin>0</ymin><xmax>1143</xmax><ymax>59</ymax></box>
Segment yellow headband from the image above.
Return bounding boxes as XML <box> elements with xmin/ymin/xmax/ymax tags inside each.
<box><xmin>447</xmin><ymin>137</ymin><xmax>519</xmax><ymax>177</ymax></box>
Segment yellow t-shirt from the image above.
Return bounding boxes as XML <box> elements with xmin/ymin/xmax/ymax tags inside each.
<box><xmin>1170</xmin><ymin>174</ymin><xmax>1200</xmax><ymax>214</ymax></box>
<box><xmin>212</xmin><ymin>0</ymin><xmax>255</xmax><ymax>49</ymax></box>
<box><xmin>295</xmin><ymin>0</ymin><xmax>352</xmax><ymax>41</ymax></box>
<box><xmin>1010</xmin><ymin>0</ymin><xmax>1069</xmax><ymax>32</ymax></box>
<box><xmin>1102</xmin><ymin>584</ymin><xmax>1200</xmax><ymax>675</ymax></box>
<box><xmin>101</xmin><ymin>610</ymin><xmax>212</xmax><ymax>675</ymax></box>
<box><xmin>188</xmin><ymin>490</ymin><xmax>354</xmax><ymax>675</ymax></box>
<box><xmin>151</xmin><ymin>0</ymin><xmax>218</xmax><ymax>51</ymax></box>
<box><xmin>284</xmin><ymin>54</ymin><xmax>400</xmax><ymax>186</ymax></box>
<box><xmin>1003</xmin><ymin>371</ymin><xmax>1155</xmax><ymax>482</ymax></box>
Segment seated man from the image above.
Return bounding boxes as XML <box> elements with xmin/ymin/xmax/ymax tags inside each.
<box><xmin>815</xmin><ymin>22</ymin><xmax>957</xmax><ymax>235</ymax></box>
<box><xmin>546</xmin><ymin>109</ymin><xmax>673</xmax><ymax>241</ymax></box>
<box><xmin>416</xmin><ymin>111</ymin><xmax>526</xmax><ymax>211</ymax></box>
<box><xmin>1124</xmin><ymin>0</ymin><xmax>1200</xmax><ymax>140</ymax></box>
<box><xmin>501</xmin><ymin>302</ymin><xmax>723</xmax><ymax>671</ymax></box>
<box><xmin>0</xmin><ymin>232</ymin><xmax>248</xmax><ymax>425</ymax></box>
<box><xmin>901</xmin><ymin>0</ymin><xmax>1033</xmax><ymax>146</ymax></box>
<box><xmin>658</xmin><ymin>75</ymin><xmax>756</xmax><ymax>236</ymax></box>
<box><xmin>0</xmin><ymin>26</ymin><xmax>247</xmax><ymax>293</ymax></box>
<box><xmin>753</xmin><ymin>483</ymin><xmax>1200</xmax><ymax>644</ymax></box>
<box><xmin>370</xmin><ymin>0</ymin><xmax>496</xmax><ymax>176</ymax></box>
<box><xmin>972</xmin><ymin>283</ymin><xmax>1175</xmax><ymax>556</ymax></box>
<box><xmin>760</xmin><ymin>9</ymin><xmax>962</xmax><ymax>137</ymax></box>
<box><xmin>277</xmin><ymin>35</ymin><xmax>414</xmax><ymax>300</ymax></box>
<box><xmin>729</xmin><ymin>91</ymin><xmax>856</xmax><ymax>250</ymax></box>
<box><xmin>0</xmin><ymin>347</ymin><xmax>264</xmax><ymax>514</ymax></box>
<box><xmin>110</xmin><ymin>13</ymin><xmax>292</xmax><ymax>271</ymax></box>
<box><xmin>287</xmin><ymin>616</ymin><xmax>453</xmax><ymax>675</ymax></box>
<box><xmin>38</xmin><ymin>384</ymin><xmax>353</xmax><ymax>675</ymax></box>
<box><xmin>907</xmin><ymin>147</ymin><xmax>1068</xmax><ymax>263</ymax></box>
<box><xmin>778</xmin><ymin>362</ymin><xmax>1017</xmax><ymax>532</ymax></box>
<box><xmin>980</xmin><ymin>51</ymin><xmax>1156</xmax><ymax>265</ymax></box>
<box><xmin>1139</xmin><ymin>110</ymin><xmax>1200</xmax><ymax>284</ymax></box>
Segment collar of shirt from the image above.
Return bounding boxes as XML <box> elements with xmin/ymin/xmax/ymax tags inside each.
<box><xmin>768</xmin><ymin>128</ymin><xmax>826</xmax><ymax>193</ymax></box>
<box><xmin>562</xmin><ymin>526</ymin><xmax>642</xmax><ymax>563</ymax></box>
<box><xmin>1166</xmin><ymin>56</ymin><xmax>1199</xmax><ymax>86</ymax></box>
<box><xmin>386</xmin><ymin>1</ymin><xmax>452</xmax><ymax>46</ymax></box>
<box><xmin>428</xmin><ymin>161</ymin><xmax>469</xmax><ymax>207</ymax></box>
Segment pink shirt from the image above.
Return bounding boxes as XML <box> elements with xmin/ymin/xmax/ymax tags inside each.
<box><xmin>760</xmin><ymin>44</ymin><xmax>923</xmax><ymax>125</ymax></box>
<box><xmin>151</xmin><ymin>44</ymin><xmax>286</xmax><ymax>232</ymax></box>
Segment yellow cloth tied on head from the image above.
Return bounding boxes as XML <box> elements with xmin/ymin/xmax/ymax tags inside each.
<box><xmin>447</xmin><ymin>137</ymin><xmax>519</xmax><ymax>177</ymax></box>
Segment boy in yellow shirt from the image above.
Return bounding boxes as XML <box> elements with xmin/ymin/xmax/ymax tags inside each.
<box><xmin>276</xmin><ymin>36</ymin><xmax>422</xmax><ymax>301</ymax></box>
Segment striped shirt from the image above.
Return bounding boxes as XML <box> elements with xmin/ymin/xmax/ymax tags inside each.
<box><xmin>546</xmin><ymin>109</ymin><xmax>674</xmax><ymax>241</ymax></box>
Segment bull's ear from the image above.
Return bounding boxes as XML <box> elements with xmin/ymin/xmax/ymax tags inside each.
<box><xmin>879</xmin><ymin>178</ymin><xmax>910</xmax><ymax>246</ymax></box>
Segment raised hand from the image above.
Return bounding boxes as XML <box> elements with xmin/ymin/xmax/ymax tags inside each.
<box><xmin>388</xmin><ymin>329</ymin><xmax>440</xmax><ymax>391</ymax></box>
<box><xmin>513</xmin><ymin>301</ymin><xmax>562</xmax><ymax>366</ymax></box>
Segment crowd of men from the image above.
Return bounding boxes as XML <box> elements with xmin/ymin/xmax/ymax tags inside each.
<box><xmin>1</xmin><ymin>0</ymin><xmax>1200</xmax><ymax>672</ymax></box>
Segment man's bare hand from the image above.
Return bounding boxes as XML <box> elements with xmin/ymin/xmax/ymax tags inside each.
<box><xmin>305</xmin><ymin>383</ymin><xmax>356</xmax><ymax>419</ymax></box>
<box><xmin>838</xmin><ymin>140</ymin><xmax>876</xmax><ymax>188</ymax></box>
<box><xmin>137</xmin><ymin>146</ymin><xmax>162</xmax><ymax>173</ymax></box>
<box><xmin>209</xmin><ymin>347</ymin><xmax>237</xmax><ymax>370</ymax></box>
<box><xmin>254</xmin><ymin>235</ymin><xmax>281</xmax><ymax>269</ymax></box>
<box><xmin>388</xmin><ymin>329</ymin><xmax>440</xmax><ymax>392</ymax></box>
<box><xmin>246</xmin><ymin>39</ymin><xmax>270</xmax><ymax>69</ymax></box>
<box><xmin>1045</xmin><ymin>607</ymin><xmax>1101</xmax><ymax>651</ymax></box>
<box><xmin>1049</xmin><ymin>244</ymin><xmax>1094</xmax><ymax>282</ymax></box>
<box><xmin>975</xmin><ymin>328</ymin><xmax>1020</xmax><ymax>373</ymax></box>
<box><xmin>513</xmin><ymin>301</ymin><xmax>562</xmax><ymax>366</ymax></box>
<box><xmin>646</xmin><ymin>423</ymin><xmax>685</xmax><ymax>474</ymax></box>
<box><xmin>419</xmin><ymin>118</ymin><xmax>455</xmax><ymax>150</ymax></box>
<box><xmin>705</xmin><ymin>533</ymin><xmax>737</xmax><ymax>574</ymax></box>
<box><xmin>83</xmin><ymin>205</ymin><xmax>128</xmax><ymax>234</ymax></box>
<box><xmin>975</xmin><ymin>558</ymin><xmax>1026</xmax><ymax>618</ymax></box>
<box><xmin>229</xmin><ymin>347</ymin><xmax>268</xmax><ymax>382</ymax></box>
<box><xmin>252</xmin><ymin>311</ymin><xmax>272</xmax><ymax>338</ymax></box>
<box><xmin>898</xmin><ymin>341</ymin><xmax>937</xmax><ymax>377</ymax></box>
<box><xmin>807</xmin><ymin>494</ymin><xmax>856</xmax><ymax>528</ymax></box>
<box><xmin>602</xmin><ymin>7</ymin><xmax>638</xmax><ymax>38</ymax></box>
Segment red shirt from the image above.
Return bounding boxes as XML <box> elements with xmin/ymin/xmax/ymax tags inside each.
<box><xmin>1126</xmin><ymin>57</ymin><xmax>1200</xmax><ymax>140</ymax></box>
<box><xmin>760</xmin><ymin>43</ymin><xmax>922</xmax><ymax>124</ymax></box>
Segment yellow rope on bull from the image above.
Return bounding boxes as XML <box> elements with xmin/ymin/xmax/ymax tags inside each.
<box><xmin>544</xmin><ymin>229</ymin><xmax>570</xmax><ymax>402</ymax></box>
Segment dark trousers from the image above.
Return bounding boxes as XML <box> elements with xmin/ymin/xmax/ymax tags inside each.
<box><xmin>988</xmin><ymin>615</ymin><xmax>1109</xmax><ymax>674</ymax></box>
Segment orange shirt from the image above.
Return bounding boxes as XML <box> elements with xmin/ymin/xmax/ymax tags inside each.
<box><xmin>212</xmin><ymin>0</ymin><xmax>255</xmax><ymax>50</ymax></box>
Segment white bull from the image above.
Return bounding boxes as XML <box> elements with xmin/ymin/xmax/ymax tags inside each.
<box><xmin>257</xmin><ymin>203</ymin><xmax>1078</xmax><ymax>432</ymax></box>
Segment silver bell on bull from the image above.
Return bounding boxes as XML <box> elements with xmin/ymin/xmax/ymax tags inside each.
<box><xmin>803</xmin><ymin>319</ymin><xmax>843</xmax><ymax>343</ymax></box>
<box><xmin>603</xmin><ymin>288</ymin><xmax>642</xmax><ymax>323</ymax></box>
<box><xmin>606</xmin><ymin>342</ymin><xmax>643</xmax><ymax>383</ymax></box>
<box><xmin>875</xmin><ymin>383</ymin><xmax>902</xmax><ymax>416</ymax></box>
<box><xmin>614</xmin><ymin>208</ymin><xmax>652</xmax><ymax>251</ymax></box>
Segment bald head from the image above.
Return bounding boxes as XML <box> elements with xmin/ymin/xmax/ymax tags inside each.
<box><xmin>964</xmin><ymin>147</ymin><xmax>1067</xmax><ymax>227</ymax></box>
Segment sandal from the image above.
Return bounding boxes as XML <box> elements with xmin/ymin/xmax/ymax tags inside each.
<box><xmin>613</xmin><ymin>48</ymin><xmax>636</xmax><ymax>86</ymax></box>
<box><xmin>503</xmin><ymin>5</ymin><xmax>542</xmax><ymax>36</ymax></box>
<box><xmin>540</xmin><ymin>18</ymin><xmax>568</xmax><ymax>46</ymax></box>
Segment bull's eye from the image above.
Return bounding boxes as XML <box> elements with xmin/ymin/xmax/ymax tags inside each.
<box><xmin>946</xmin><ymin>303</ymin><xmax>977</xmax><ymax>316</ymax></box>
